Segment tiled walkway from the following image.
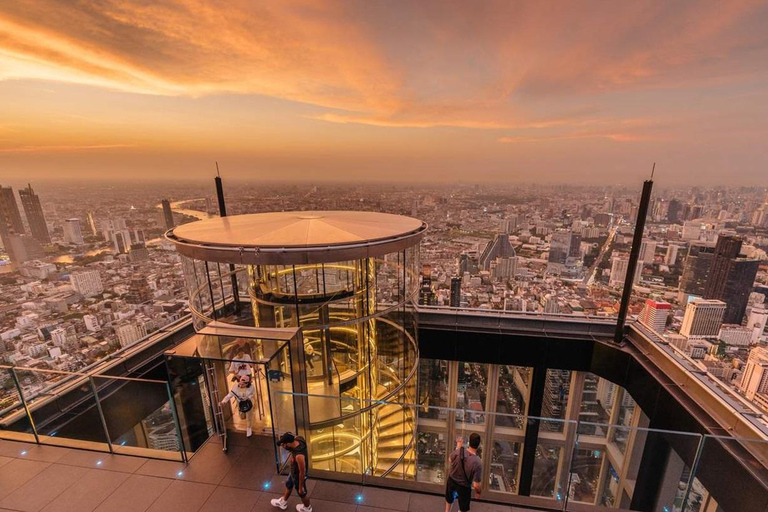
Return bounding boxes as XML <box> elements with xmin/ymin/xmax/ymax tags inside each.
<box><xmin>0</xmin><ymin>434</ymin><xmax>525</xmax><ymax>512</ymax></box>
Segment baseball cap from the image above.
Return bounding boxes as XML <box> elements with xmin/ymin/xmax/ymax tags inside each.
<box><xmin>276</xmin><ymin>432</ymin><xmax>295</xmax><ymax>446</ymax></box>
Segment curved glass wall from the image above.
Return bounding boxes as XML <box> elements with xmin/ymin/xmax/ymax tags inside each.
<box><xmin>177</xmin><ymin>245</ymin><xmax>420</xmax><ymax>477</ymax></box>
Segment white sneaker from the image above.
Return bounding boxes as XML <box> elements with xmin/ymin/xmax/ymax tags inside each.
<box><xmin>296</xmin><ymin>505</ymin><xmax>312</xmax><ymax>512</ymax></box>
<box><xmin>270</xmin><ymin>497</ymin><xmax>287</xmax><ymax>510</ymax></box>
<box><xmin>246</xmin><ymin>428</ymin><xmax>252</xmax><ymax>437</ymax></box>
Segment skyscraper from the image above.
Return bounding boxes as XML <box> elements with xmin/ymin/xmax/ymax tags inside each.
<box><xmin>479</xmin><ymin>234</ymin><xmax>515</xmax><ymax>270</ymax></box>
<box><xmin>665</xmin><ymin>244</ymin><xmax>680</xmax><ymax>266</ymax></box>
<box><xmin>0</xmin><ymin>186</ymin><xmax>24</xmax><ymax>234</ymax></box>
<box><xmin>4</xmin><ymin>233</ymin><xmax>44</xmax><ymax>264</ymax></box>
<box><xmin>739</xmin><ymin>346</ymin><xmax>768</xmax><ymax>400</ymax></box>
<box><xmin>679</xmin><ymin>242</ymin><xmax>715</xmax><ymax>300</ymax></box>
<box><xmin>747</xmin><ymin>307</ymin><xmax>768</xmax><ymax>344</ymax></box>
<box><xmin>639</xmin><ymin>299</ymin><xmax>671</xmax><ymax>334</ymax></box>
<box><xmin>450</xmin><ymin>277</ymin><xmax>462</xmax><ymax>307</ymax></box>
<box><xmin>63</xmin><ymin>218</ymin><xmax>84</xmax><ymax>245</ymax></box>
<box><xmin>638</xmin><ymin>239</ymin><xmax>657</xmax><ymax>264</ymax></box>
<box><xmin>19</xmin><ymin>183</ymin><xmax>50</xmax><ymax>244</ymax></box>
<box><xmin>547</xmin><ymin>231</ymin><xmax>570</xmax><ymax>271</ymax></box>
<box><xmin>704</xmin><ymin>235</ymin><xmax>760</xmax><ymax>324</ymax></box>
<box><xmin>680</xmin><ymin>299</ymin><xmax>726</xmax><ymax>339</ymax></box>
<box><xmin>667</xmin><ymin>199</ymin><xmax>682</xmax><ymax>222</ymax></box>
<box><xmin>161</xmin><ymin>199</ymin><xmax>174</xmax><ymax>230</ymax></box>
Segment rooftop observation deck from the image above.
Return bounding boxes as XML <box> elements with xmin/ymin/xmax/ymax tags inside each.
<box><xmin>0</xmin><ymin>434</ymin><xmax>525</xmax><ymax>512</ymax></box>
<box><xmin>1</xmin><ymin>308</ymin><xmax>767</xmax><ymax>512</ymax></box>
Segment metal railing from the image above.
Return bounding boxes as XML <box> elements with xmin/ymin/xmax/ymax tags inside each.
<box><xmin>0</xmin><ymin>364</ymin><xmax>188</xmax><ymax>463</ymax></box>
<box><xmin>278</xmin><ymin>391</ymin><xmax>768</xmax><ymax>512</ymax></box>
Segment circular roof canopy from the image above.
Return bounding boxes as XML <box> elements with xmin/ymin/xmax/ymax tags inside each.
<box><xmin>166</xmin><ymin>211</ymin><xmax>427</xmax><ymax>265</ymax></box>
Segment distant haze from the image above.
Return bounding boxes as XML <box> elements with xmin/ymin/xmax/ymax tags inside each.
<box><xmin>1</xmin><ymin>1</ymin><xmax>768</xmax><ymax>185</ymax></box>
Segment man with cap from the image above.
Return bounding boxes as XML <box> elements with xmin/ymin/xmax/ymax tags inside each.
<box><xmin>271</xmin><ymin>432</ymin><xmax>312</xmax><ymax>512</ymax></box>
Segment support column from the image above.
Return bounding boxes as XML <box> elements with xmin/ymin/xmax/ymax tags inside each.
<box><xmin>517</xmin><ymin>364</ymin><xmax>547</xmax><ymax>496</ymax></box>
<box><xmin>629</xmin><ymin>429</ymin><xmax>671</xmax><ymax>511</ymax></box>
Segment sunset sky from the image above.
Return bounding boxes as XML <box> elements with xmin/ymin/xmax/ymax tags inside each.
<box><xmin>1</xmin><ymin>1</ymin><xmax>767</xmax><ymax>184</ymax></box>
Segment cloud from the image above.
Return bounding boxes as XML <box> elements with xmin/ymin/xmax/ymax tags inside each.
<box><xmin>1</xmin><ymin>0</ymin><xmax>767</xmax><ymax>132</ymax></box>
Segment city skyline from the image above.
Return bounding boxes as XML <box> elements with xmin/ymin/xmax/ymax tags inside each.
<box><xmin>1</xmin><ymin>1</ymin><xmax>768</xmax><ymax>184</ymax></box>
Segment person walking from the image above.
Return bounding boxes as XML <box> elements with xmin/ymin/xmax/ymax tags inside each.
<box><xmin>228</xmin><ymin>344</ymin><xmax>254</xmax><ymax>381</ymax></box>
<box><xmin>445</xmin><ymin>433</ymin><xmax>483</xmax><ymax>512</ymax></box>
<box><xmin>272</xmin><ymin>432</ymin><xmax>312</xmax><ymax>512</ymax></box>
<box><xmin>220</xmin><ymin>374</ymin><xmax>255</xmax><ymax>437</ymax></box>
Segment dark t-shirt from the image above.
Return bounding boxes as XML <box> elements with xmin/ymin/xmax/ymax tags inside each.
<box><xmin>448</xmin><ymin>447</ymin><xmax>482</xmax><ymax>487</ymax></box>
<box><xmin>288</xmin><ymin>438</ymin><xmax>309</xmax><ymax>479</ymax></box>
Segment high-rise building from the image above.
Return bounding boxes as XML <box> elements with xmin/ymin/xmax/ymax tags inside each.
<box><xmin>739</xmin><ymin>346</ymin><xmax>768</xmax><ymax>400</ymax></box>
<box><xmin>665</xmin><ymin>244</ymin><xmax>680</xmax><ymax>266</ymax></box>
<box><xmin>638</xmin><ymin>239</ymin><xmax>657</xmax><ymax>264</ymax></box>
<box><xmin>63</xmin><ymin>218</ymin><xmax>84</xmax><ymax>245</ymax></box>
<box><xmin>86</xmin><ymin>211</ymin><xmax>98</xmax><ymax>236</ymax></box>
<box><xmin>479</xmin><ymin>234</ymin><xmax>515</xmax><ymax>271</ymax></box>
<box><xmin>493</xmin><ymin>256</ymin><xmax>517</xmax><ymax>279</ymax></box>
<box><xmin>0</xmin><ymin>186</ymin><xmax>25</xmax><ymax>259</ymax></box>
<box><xmin>500</xmin><ymin>214</ymin><xmax>518</xmax><ymax>234</ymax></box>
<box><xmin>667</xmin><ymin>199</ymin><xmax>682</xmax><ymax>222</ymax></box>
<box><xmin>680</xmin><ymin>299</ymin><xmax>726</xmax><ymax>339</ymax></box>
<box><xmin>0</xmin><ymin>186</ymin><xmax>24</xmax><ymax>234</ymax></box>
<box><xmin>83</xmin><ymin>314</ymin><xmax>100</xmax><ymax>332</ymax></box>
<box><xmin>679</xmin><ymin>242</ymin><xmax>716</xmax><ymax>300</ymax></box>
<box><xmin>18</xmin><ymin>183</ymin><xmax>50</xmax><ymax>244</ymax></box>
<box><xmin>608</xmin><ymin>254</ymin><xmax>640</xmax><ymax>287</ymax></box>
<box><xmin>704</xmin><ymin>235</ymin><xmax>759</xmax><ymax>324</ymax></box>
<box><xmin>115</xmin><ymin>321</ymin><xmax>148</xmax><ymax>348</ymax></box>
<box><xmin>450</xmin><ymin>277</ymin><xmax>461</xmax><ymax>307</ymax></box>
<box><xmin>718</xmin><ymin>324</ymin><xmax>753</xmax><ymax>347</ymax></box>
<box><xmin>747</xmin><ymin>307</ymin><xmax>768</xmax><ymax>344</ymax></box>
<box><xmin>459</xmin><ymin>253</ymin><xmax>479</xmax><ymax>275</ymax></box>
<box><xmin>639</xmin><ymin>299</ymin><xmax>671</xmax><ymax>334</ymax></box>
<box><xmin>161</xmin><ymin>199</ymin><xmax>174</xmax><ymax>230</ymax></box>
<box><xmin>70</xmin><ymin>270</ymin><xmax>104</xmax><ymax>297</ymax></box>
<box><xmin>129</xmin><ymin>242</ymin><xmax>150</xmax><ymax>263</ymax></box>
<box><xmin>126</xmin><ymin>274</ymin><xmax>152</xmax><ymax>304</ymax></box>
<box><xmin>547</xmin><ymin>231</ymin><xmax>570</xmax><ymax>273</ymax></box>
<box><xmin>4</xmin><ymin>233</ymin><xmax>44</xmax><ymax>264</ymax></box>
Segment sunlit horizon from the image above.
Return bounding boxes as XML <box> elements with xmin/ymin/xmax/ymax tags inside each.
<box><xmin>2</xmin><ymin>1</ymin><xmax>768</xmax><ymax>185</ymax></box>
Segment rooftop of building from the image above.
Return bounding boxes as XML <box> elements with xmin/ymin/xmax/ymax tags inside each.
<box><xmin>166</xmin><ymin>210</ymin><xmax>427</xmax><ymax>264</ymax></box>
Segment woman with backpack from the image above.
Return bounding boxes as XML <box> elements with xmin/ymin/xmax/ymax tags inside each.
<box><xmin>221</xmin><ymin>374</ymin><xmax>255</xmax><ymax>437</ymax></box>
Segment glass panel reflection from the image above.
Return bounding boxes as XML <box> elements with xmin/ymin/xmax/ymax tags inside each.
<box><xmin>416</xmin><ymin>431</ymin><xmax>446</xmax><ymax>484</ymax></box>
<box><xmin>490</xmin><ymin>439</ymin><xmax>522</xmax><ymax>494</ymax></box>
<box><xmin>568</xmin><ymin>448</ymin><xmax>604</xmax><ymax>504</ymax></box>
<box><xmin>495</xmin><ymin>365</ymin><xmax>531</xmax><ymax>429</ymax></box>
<box><xmin>456</xmin><ymin>362</ymin><xmax>488</xmax><ymax>425</ymax></box>
<box><xmin>531</xmin><ymin>442</ymin><xmax>562</xmax><ymax>498</ymax></box>
<box><xmin>418</xmin><ymin>359</ymin><xmax>448</xmax><ymax>421</ymax></box>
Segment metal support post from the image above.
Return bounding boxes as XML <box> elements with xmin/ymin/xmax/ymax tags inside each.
<box><xmin>11</xmin><ymin>368</ymin><xmax>40</xmax><ymax>444</ymax></box>
<box><xmin>88</xmin><ymin>376</ymin><xmax>114</xmax><ymax>454</ymax></box>
<box><xmin>614</xmin><ymin>169</ymin><xmax>655</xmax><ymax>343</ymax></box>
<box><xmin>166</xmin><ymin>381</ymin><xmax>189</xmax><ymax>464</ymax></box>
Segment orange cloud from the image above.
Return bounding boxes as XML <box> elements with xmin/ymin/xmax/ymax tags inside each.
<box><xmin>1</xmin><ymin>0</ymin><xmax>766</xmax><ymax>132</ymax></box>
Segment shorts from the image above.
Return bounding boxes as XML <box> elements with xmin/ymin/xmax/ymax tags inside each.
<box><xmin>286</xmin><ymin>473</ymin><xmax>309</xmax><ymax>498</ymax></box>
<box><xmin>445</xmin><ymin>478</ymin><xmax>472</xmax><ymax>511</ymax></box>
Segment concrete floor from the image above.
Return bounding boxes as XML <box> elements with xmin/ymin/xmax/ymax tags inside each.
<box><xmin>0</xmin><ymin>434</ymin><xmax>528</xmax><ymax>512</ymax></box>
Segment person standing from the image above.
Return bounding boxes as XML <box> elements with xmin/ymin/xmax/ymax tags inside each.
<box><xmin>228</xmin><ymin>344</ymin><xmax>254</xmax><ymax>381</ymax></box>
<box><xmin>220</xmin><ymin>374</ymin><xmax>255</xmax><ymax>437</ymax></box>
<box><xmin>272</xmin><ymin>432</ymin><xmax>312</xmax><ymax>512</ymax></box>
<box><xmin>445</xmin><ymin>433</ymin><xmax>483</xmax><ymax>512</ymax></box>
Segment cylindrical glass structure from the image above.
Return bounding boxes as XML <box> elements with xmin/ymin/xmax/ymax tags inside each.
<box><xmin>167</xmin><ymin>211</ymin><xmax>426</xmax><ymax>478</ymax></box>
